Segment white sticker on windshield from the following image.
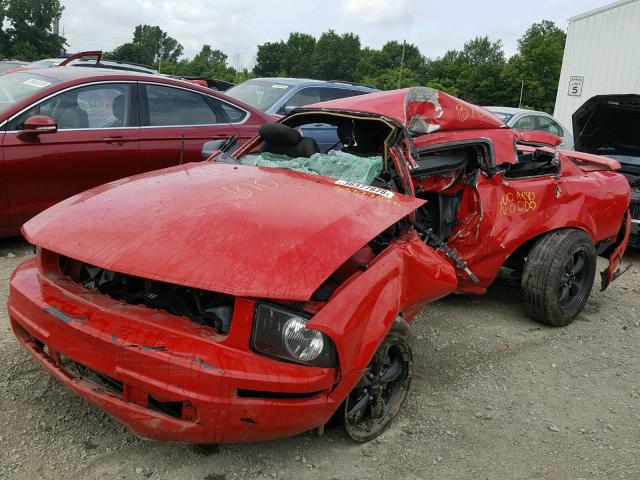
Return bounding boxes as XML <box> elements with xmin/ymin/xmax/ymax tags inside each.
<box><xmin>271</xmin><ymin>84</ymin><xmax>288</xmax><ymax>89</ymax></box>
<box><xmin>335</xmin><ymin>179</ymin><xmax>395</xmax><ymax>199</ymax></box>
<box><xmin>23</xmin><ymin>79</ymin><xmax>51</xmax><ymax>88</ymax></box>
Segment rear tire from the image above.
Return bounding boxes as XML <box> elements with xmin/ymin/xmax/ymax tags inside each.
<box><xmin>343</xmin><ymin>319</ymin><xmax>412</xmax><ymax>442</ymax></box>
<box><xmin>521</xmin><ymin>229</ymin><xmax>596</xmax><ymax>327</ymax></box>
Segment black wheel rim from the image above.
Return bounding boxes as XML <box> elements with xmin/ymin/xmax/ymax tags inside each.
<box><xmin>344</xmin><ymin>338</ymin><xmax>411</xmax><ymax>442</ymax></box>
<box><xmin>557</xmin><ymin>250</ymin><xmax>590</xmax><ymax>311</ymax></box>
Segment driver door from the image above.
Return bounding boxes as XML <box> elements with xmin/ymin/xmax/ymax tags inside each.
<box><xmin>1</xmin><ymin>82</ymin><xmax>140</xmax><ymax>227</ymax></box>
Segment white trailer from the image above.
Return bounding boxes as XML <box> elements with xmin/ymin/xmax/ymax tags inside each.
<box><xmin>553</xmin><ymin>0</ymin><xmax>640</xmax><ymax>133</ymax></box>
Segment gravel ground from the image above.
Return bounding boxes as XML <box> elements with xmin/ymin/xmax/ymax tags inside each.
<box><xmin>0</xmin><ymin>237</ymin><xmax>638</xmax><ymax>480</ymax></box>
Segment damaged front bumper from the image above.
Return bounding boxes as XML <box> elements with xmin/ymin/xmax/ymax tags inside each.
<box><xmin>8</xmin><ymin>258</ymin><xmax>355</xmax><ymax>444</ymax></box>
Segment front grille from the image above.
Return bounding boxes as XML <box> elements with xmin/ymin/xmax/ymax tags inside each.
<box><xmin>55</xmin><ymin>254</ymin><xmax>234</xmax><ymax>334</ymax></box>
<box><xmin>59</xmin><ymin>354</ymin><xmax>193</xmax><ymax>420</ymax></box>
<box><xmin>14</xmin><ymin>324</ymin><xmax>197</xmax><ymax>421</ymax></box>
<box><xmin>60</xmin><ymin>354</ymin><xmax>124</xmax><ymax>395</ymax></box>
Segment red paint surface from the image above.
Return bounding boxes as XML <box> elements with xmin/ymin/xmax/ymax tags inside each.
<box><xmin>309</xmin><ymin>87</ymin><xmax>505</xmax><ymax>133</ymax></box>
<box><xmin>9</xmin><ymin>88</ymin><xmax>632</xmax><ymax>443</ymax></box>
<box><xmin>23</xmin><ymin>162</ymin><xmax>425</xmax><ymax>300</ymax></box>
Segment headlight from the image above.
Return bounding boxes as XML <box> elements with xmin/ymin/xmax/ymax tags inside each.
<box><xmin>252</xmin><ymin>303</ymin><xmax>335</xmax><ymax>367</ymax></box>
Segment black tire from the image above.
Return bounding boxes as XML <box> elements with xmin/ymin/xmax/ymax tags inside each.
<box><xmin>521</xmin><ymin>229</ymin><xmax>597</xmax><ymax>327</ymax></box>
<box><xmin>343</xmin><ymin>318</ymin><xmax>413</xmax><ymax>442</ymax></box>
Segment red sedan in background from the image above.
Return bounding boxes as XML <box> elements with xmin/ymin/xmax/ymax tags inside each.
<box><xmin>0</xmin><ymin>67</ymin><xmax>272</xmax><ymax>236</ymax></box>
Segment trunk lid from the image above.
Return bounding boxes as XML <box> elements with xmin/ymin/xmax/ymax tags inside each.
<box><xmin>573</xmin><ymin>94</ymin><xmax>640</xmax><ymax>177</ymax></box>
<box><xmin>24</xmin><ymin>162</ymin><xmax>425</xmax><ymax>301</ymax></box>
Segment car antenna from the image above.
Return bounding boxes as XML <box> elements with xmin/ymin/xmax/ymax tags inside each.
<box><xmin>179</xmin><ymin>134</ymin><xmax>185</xmax><ymax>165</ymax></box>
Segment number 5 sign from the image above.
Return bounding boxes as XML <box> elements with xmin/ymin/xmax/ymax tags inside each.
<box><xmin>568</xmin><ymin>76</ymin><xmax>584</xmax><ymax>96</ymax></box>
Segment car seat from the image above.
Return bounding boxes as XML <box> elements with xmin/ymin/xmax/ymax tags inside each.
<box><xmin>111</xmin><ymin>94</ymin><xmax>126</xmax><ymax>127</ymax></box>
<box><xmin>337</xmin><ymin>122</ymin><xmax>386</xmax><ymax>157</ymax></box>
<box><xmin>56</xmin><ymin>94</ymin><xmax>89</xmax><ymax>129</ymax></box>
<box><xmin>259</xmin><ymin>123</ymin><xmax>320</xmax><ymax>157</ymax></box>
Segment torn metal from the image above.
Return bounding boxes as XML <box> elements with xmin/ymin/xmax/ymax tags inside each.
<box><xmin>8</xmin><ymin>86</ymin><xmax>632</xmax><ymax>445</ymax></box>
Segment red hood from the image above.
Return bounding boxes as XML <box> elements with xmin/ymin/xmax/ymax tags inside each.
<box><xmin>23</xmin><ymin>162</ymin><xmax>424</xmax><ymax>301</ymax></box>
<box><xmin>308</xmin><ymin>87</ymin><xmax>505</xmax><ymax>135</ymax></box>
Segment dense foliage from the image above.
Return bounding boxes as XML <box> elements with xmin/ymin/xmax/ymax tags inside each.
<box><xmin>0</xmin><ymin>0</ymin><xmax>66</xmax><ymax>60</ymax></box>
<box><xmin>251</xmin><ymin>23</ymin><xmax>566</xmax><ymax>111</ymax></box>
<box><xmin>0</xmin><ymin>2</ymin><xmax>566</xmax><ymax>113</ymax></box>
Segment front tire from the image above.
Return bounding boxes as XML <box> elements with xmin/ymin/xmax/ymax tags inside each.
<box><xmin>521</xmin><ymin>229</ymin><xmax>596</xmax><ymax>327</ymax></box>
<box><xmin>343</xmin><ymin>319</ymin><xmax>412</xmax><ymax>442</ymax></box>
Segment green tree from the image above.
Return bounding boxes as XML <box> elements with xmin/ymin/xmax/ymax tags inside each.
<box><xmin>509</xmin><ymin>20</ymin><xmax>566</xmax><ymax>112</ymax></box>
<box><xmin>312</xmin><ymin>30</ymin><xmax>361</xmax><ymax>81</ymax></box>
<box><xmin>4</xmin><ymin>0</ymin><xmax>65</xmax><ymax>60</ymax></box>
<box><xmin>283</xmin><ymin>32</ymin><xmax>315</xmax><ymax>77</ymax></box>
<box><xmin>132</xmin><ymin>24</ymin><xmax>183</xmax><ymax>63</ymax></box>
<box><xmin>355</xmin><ymin>47</ymin><xmax>388</xmax><ymax>80</ymax></box>
<box><xmin>254</xmin><ymin>41</ymin><xmax>288</xmax><ymax>76</ymax></box>
<box><xmin>158</xmin><ymin>35</ymin><xmax>183</xmax><ymax>63</ymax></box>
<box><xmin>190</xmin><ymin>45</ymin><xmax>235</xmax><ymax>79</ymax></box>
<box><xmin>423</xmin><ymin>50</ymin><xmax>462</xmax><ymax>88</ymax></box>
<box><xmin>381</xmin><ymin>41</ymin><xmax>424</xmax><ymax>72</ymax></box>
<box><xmin>0</xmin><ymin>1</ymin><xmax>8</xmax><ymax>55</ymax></box>
<box><xmin>108</xmin><ymin>43</ymin><xmax>154</xmax><ymax>66</ymax></box>
<box><xmin>158</xmin><ymin>45</ymin><xmax>237</xmax><ymax>82</ymax></box>
<box><xmin>457</xmin><ymin>36</ymin><xmax>508</xmax><ymax>105</ymax></box>
<box><xmin>192</xmin><ymin>44</ymin><xmax>227</xmax><ymax>67</ymax></box>
<box><xmin>425</xmin><ymin>80</ymin><xmax>459</xmax><ymax>97</ymax></box>
<box><xmin>423</xmin><ymin>37</ymin><xmax>508</xmax><ymax>105</ymax></box>
<box><xmin>363</xmin><ymin>67</ymin><xmax>417</xmax><ymax>90</ymax></box>
<box><xmin>356</xmin><ymin>41</ymin><xmax>424</xmax><ymax>89</ymax></box>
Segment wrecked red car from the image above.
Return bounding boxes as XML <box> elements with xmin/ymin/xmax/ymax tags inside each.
<box><xmin>9</xmin><ymin>87</ymin><xmax>631</xmax><ymax>444</ymax></box>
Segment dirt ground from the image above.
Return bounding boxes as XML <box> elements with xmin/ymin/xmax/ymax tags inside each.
<box><xmin>0</xmin><ymin>236</ymin><xmax>638</xmax><ymax>480</ymax></box>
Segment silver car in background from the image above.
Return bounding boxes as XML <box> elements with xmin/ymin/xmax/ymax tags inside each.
<box><xmin>484</xmin><ymin>106</ymin><xmax>574</xmax><ymax>149</ymax></box>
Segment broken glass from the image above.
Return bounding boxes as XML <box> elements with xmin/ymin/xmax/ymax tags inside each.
<box><xmin>242</xmin><ymin>150</ymin><xmax>383</xmax><ymax>184</ymax></box>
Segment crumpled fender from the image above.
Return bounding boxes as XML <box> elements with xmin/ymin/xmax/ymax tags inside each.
<box><xmin>307</xmin><ymin>231</ymin><xmax>457</xmax><ymax>390</ymax></box>
<box><xmin>601</xmin><ymin>209</ymin><xmax>632</xmax><ymax>291</ymax></box>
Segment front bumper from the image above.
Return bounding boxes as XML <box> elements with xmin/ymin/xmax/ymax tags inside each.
<box><xmin>8</xmin><ymin>259</ymin><xmax>356</xmax><ymax>443</ymax></box>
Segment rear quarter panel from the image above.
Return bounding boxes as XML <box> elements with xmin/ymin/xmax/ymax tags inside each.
<box><xmin>451</xmin><ymin>163</ymin><xmax>630</xmax><ymax>291</ymax></box>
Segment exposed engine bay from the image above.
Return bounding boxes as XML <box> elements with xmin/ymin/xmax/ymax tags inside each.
<box><xmin>58</xmin><ymin>255</ymin><xmax>234</xmax><ymax>333</ymax></box>
<box><xmin>310</xmin><ymin>142</ymin><xmax>489</xmax><ymax>302</ymax></box>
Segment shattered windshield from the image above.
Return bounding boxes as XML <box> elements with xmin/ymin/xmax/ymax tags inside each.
<box><xmin>242</xmin><ymin>150</ymin><xmax>383</xmax><ymax>184</ymax></box>
<box><xmin>225</xmin><ymin>79</ymin><xmax>292</xmax><ymax>111</ymax></box>
<box><xmin>239</xmin><ymin>117</ymin><xmax>393</xmax><ymax>184</ymax></box>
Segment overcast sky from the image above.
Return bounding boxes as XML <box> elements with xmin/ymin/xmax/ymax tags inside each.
<box><xmin>61</xmin><ymin>0</ymin><xmax>610</xmax><ymax>68</ymax></box>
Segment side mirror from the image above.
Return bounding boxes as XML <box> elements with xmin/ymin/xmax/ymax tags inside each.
<box><xmin>515</xmin><ymin>129</ymin><xmax>563</xmax><ymax>148</ymax></box>
<box><xmin>18</xmin><ymin>115</ymin><xmax>57</xmax><ymax>141</ymax></box>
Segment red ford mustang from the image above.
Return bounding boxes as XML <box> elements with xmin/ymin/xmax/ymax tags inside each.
<box><xmin>0</xmin><ymin>66</ymin><xmax>272</xmax><ymax>236</ymax></box>
<box><xmin>8</xmin><ymin>88</ymin><xmax>631</xmax><ymax>444</ymax></box>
